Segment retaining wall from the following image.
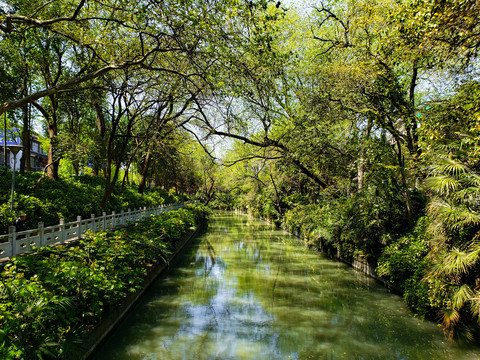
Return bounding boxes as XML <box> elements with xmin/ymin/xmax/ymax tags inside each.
<box><xmin>61</xmin><ymin>222</ymin><xmax>206</xmax><ymax>360</ymax></box>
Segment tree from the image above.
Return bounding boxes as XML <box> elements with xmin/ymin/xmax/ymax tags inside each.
<box><xmin>425</xmin><ymin>157</ymin><xmax>480</xmax><ymax>340</ymax></box>
<box><xmin>192</xmin><ymin>2</ymin><xmax>334</xmax><ymax>190</ymax></box>
<box><xmin>398</xmin><ymin>0</ymin><xmax>480</xmax><ymax>62</ymax></box>
<box><xmin>96</xmin><ymin>69</ymin><xmax>156</xmax><ymax>208</ymax></box>
<box><xmin>304</xmin><ymin>0</ymin><xmax>446</xmax><ymax>225</ymax></box>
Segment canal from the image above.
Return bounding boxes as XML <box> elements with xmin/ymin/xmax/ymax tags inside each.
<box><xmin>92</xmin><ymin>213</ymin><xmax>479</xmax><ymax>359</ymax></box>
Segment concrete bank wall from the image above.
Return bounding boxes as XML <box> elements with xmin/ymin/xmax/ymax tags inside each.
<box><xmin>69</xmin><ymin>223</ymin><xmax>206</xmax><ymax>360</ymax></box>
<box><xmin>235</xmin><ymin>210</ymin><xmax>400</xmax><ymax>294</ymax></box>
<box><xmin>236</xmin><ymin>210</ymin><xmax>402</xmax><ymax>295</ymax></box>
<box><xmin>306</xmin><ymin>235</ymin><xmax>402</xmax><ymax>295</ymax></box>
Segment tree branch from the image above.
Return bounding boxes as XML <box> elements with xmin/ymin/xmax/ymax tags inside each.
<box><xmin>2</xmin><ymin>0</ymin><xmax>86</xmax><ymax>33</ymax></box>
<box><xmin>0</xmin><ymin>51</ymin><xmax>156</xmax><ymax>117</ymax></box>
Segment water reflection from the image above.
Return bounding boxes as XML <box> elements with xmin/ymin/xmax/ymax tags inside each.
<box><xmin>92</xmin><ymin>213</ymin><xmax>480</xmax><ymax>360</ymax></box>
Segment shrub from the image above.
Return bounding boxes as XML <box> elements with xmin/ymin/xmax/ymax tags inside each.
<box><xmin>0</xmin><ymin>172</ymin><xmax>192</xmax><ymax>235</ymax></box>
<box><xmin>377</xmin><ymin>217</ymin><xmax>431</xmax><ymax>291</ymax></box>
<box><xmin>0</xmin><ymin>204</ymin><xmax>209</xmax><ymax>359</ymax></box>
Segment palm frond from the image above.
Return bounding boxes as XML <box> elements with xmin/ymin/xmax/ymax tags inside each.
<box><xmin>469</xmin><ymin>291</ymin><xmax>480</xmax><ymax>321</ymax></box>
<box><xmin>429</xmin><ymin>157</ymin><xmax>470</xmax><ymax>177</ymax></box>
<box><xmin>465</xmin><ymin>173</ymin><xmax>480</xmax><ymax>188</ymax></box>
<box><xmin>427</xmin><ymin>217</ymin><xmax>448</xmax><ymax>240</ymax></box>
<box><xmin>439</xmin><ymin>248</ymin><xmax>478</xmax><ymax>276</ymax></box>
<box><xmin>451</xmin><ymin>209</ymin><xmax>480</xmax><ymax>230</ymax></box>
<box><xmin>427</xmin><ymin>197</ymin><xmax>450</xmax><ymax>216</ymax></box>
<box><xmin>442</xmin><ymin>307</ymin><xmax>460</xmax><ymax>328</ymax></box>
<box><xmin>453</xmin><ymin>187</ymin><xmax>480</xmax><ymax>204</ymax></box>
<box><xmin>428</xmin><ymin>198</ymin><xmax>480</xmax><ymax>230</ymax></box>
<box><xmin>425</xmin><ymin>175</ymin><xmax>462</xmax><ymax>195</ymax></box>
<box><xmin>467</xmin><ymin>234</ymin><xmax>480</xmax><ymax>257</ymax></box>
<box><xmin>452</xmin><ymin>284</ymin><xmax>474</xmax><ymax>310</ymax></box>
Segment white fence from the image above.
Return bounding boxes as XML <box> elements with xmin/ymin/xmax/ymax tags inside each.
<box><xmin>0</xmin><ymin>203</ymin><xmax>185</xmax><ymax>260</ymax></box>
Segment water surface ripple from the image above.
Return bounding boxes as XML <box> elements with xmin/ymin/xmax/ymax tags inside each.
<box><xmin>92</xmin><ymin>213</ymin><xmax>479</xmax><ymax>360</ymax></box>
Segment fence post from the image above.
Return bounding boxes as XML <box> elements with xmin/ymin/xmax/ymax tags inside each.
<box><xmin>102</xmin><ymin>212</ymin><xmax>106</xmax><ymax>230</ymax></box>
<box><xmin>0</xmin><ymin>203</ymin><xmax>187</xmax><ymax>260</ymax></box>
<box><xmin>59</xmin><ymin>219</ymin><xmax>65</xmax><ymax>244</ymax></box>
<box><xmin>9</xmin><ymin>226</ymin><xmax>16</xmax><ymax>257</ymax></box>
<box><xmin>77</xmin><ymin>216</ymin><xmax>82</xmax><ymax>240</ymax></box>
<box><xmin>38</xmin><ymin>222</ymin><xmax>45</xmax><ymax>247</ymax></box>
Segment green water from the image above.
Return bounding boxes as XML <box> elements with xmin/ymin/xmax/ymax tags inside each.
<box><xmin>92</xmin><ymin>213</ymin><xmax>480</xmax><ymax>360</ymax></box>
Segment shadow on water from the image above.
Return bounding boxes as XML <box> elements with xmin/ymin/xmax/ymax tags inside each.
<box><xmin>92</xmin><ymin>212</ymin><xmax>480</xmax><ymax>360</ymax></box>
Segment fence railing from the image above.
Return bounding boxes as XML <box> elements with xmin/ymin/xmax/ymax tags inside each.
<box><xmin>0</xmin><ymin>203</ymin><xmax>186</xmax><ymax>260</ymax></box>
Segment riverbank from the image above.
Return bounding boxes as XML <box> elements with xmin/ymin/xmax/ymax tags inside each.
<box><xmin>237</xmin><ymin>210</ymin><xmax>402</xmax><ymax>293</ymax></box>
<box><xmin>91</xmin><ymin>212</ymin><xmax>480</xmax><ymax>360</ymax></box>
<box><xmin>0</xmin><ymin>204</ymin><xmax>210</xmax><ymax>360</ymax></box>
<box><xmin>0</xmin><ymin>172</ymin><xmax>189</xmax><ymax>235</ymax></box>
<box><xmin>79</xmin><ymin>221</ymin><xmax>206</xmax><ymax>360</ymax></box>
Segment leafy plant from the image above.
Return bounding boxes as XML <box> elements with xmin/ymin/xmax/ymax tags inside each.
<box><xmin>0</xmin><ymin>172</ymin><xmax>191</xmax><ymax>234</ymax></box>
<box><xmin>423</xmin><ymin>157</ymin><xmax>480</xmax><ymax>340</ymax></box>
<box><xmin>0</xmin><ymin>204</ymin><xmax>209</xmax><ymax>359</ymax></box>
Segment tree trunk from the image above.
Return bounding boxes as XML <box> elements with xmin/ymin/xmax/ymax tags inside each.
<box><xmin>20</xmin><ymin>71</ymin><xmax>31</xmax><ymax>173</ymax></box>
<box><xmin>20</xmin><ymin>104</ymin><xmax>31</xmax><ymax>173</ymax></box>
<box><xmin>269</xmin><ymin>172</ymin><xmax>283</xmax><ymax>217</ymax></box>
<box><xmin>46</xmin><ymin>94</ymin><xmax>59</xmax><ymax>180</ymax></box>
<box><xmin>395</xmin><ymin>140</ymin><xmax>414</xmax><ymax>228</ymax></box>
<box><xmin>47</xmin><ymin>124</ymin><xmax>59</xmax><ymax>180</ymax></box>
<box><xmin>120</xmin><ymin>163</ymin><xmax>130</xmax><ymax>193</ymax></box>
<box><xmin>138</xmin><ymin>149</ymin><xmax>152</xmax><ymax>194</ymax></box>
<box><xmin>357</xmin><ymin>119</ymin><xmax>372</xmax><ymax>193</ymax></box>
<box><xmin>100</xmin><ymin>159</ymin><xmax>113</xmax><ymax>208</ymax></box>
<box><xmin>100</xmin><ymin>128</ymin><xmax>115</xmax><ymax>208</ymax></box>
<box><xmin>92</xmin><ymin>161</ymin><xmax>99</xmax><ymax>176</ymax></box>
<box><xmin>357</xmin><ymin>151</ymin><xmax>365</xmax><ymax>192</ymax></box>
<box><xmin>91</xmin><ymin>102</ymin><xmax>106</xmax><ymax>177</ymax></box>
<box><xmin>100</xmin><ymin>99</ymin><xmax>134</xmax><ymax>208</ymax></box>
<box><xmin>204</xmin><ymin>178</ymin><xmax>215</xmax><ymax>206</ymax></box>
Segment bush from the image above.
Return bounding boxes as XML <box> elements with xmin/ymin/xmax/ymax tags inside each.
<box><xmin>0</xmin><ymin>173</ymin><xmax>192</xmax><ymax>235</ymax></box>
<box><xmin>403</xmin><ymin>265</ymin><xmax>440</xmax><ymax>318</ymax></box>
<box><xmin>0</xmin><ymin>204</ymin><xmax>209</xmax><ymax>359</ymax></box>
<box><xmin>377</xmin><ymin>217</ymin><xmax>431</xmax><ymax>292</ymax></box>
<box><xmin>0</xmin><ymin>205</ymin><xmax>15</xmax><ymax>235</ymax></box>
<box><xmin>281</xmin><ymin>189</ymin><xmax>418</xmax><ymax>263</ymax></box>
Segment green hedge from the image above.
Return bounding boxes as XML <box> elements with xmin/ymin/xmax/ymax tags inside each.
<box><xmin>0</xmin><ymin>204</ymin><xmax>210</xmax><ymax>360</ymax></box>
<box><xmin>0</xmin><ymin>172</ymin><xmax>189</xmax><ymax>234</ymax></box>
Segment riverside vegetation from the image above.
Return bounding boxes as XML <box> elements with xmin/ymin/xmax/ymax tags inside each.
<box><xmin>0</xmin><ymin>203</ymin><xmax>210</xmax><ymax>360</ymax></box>
<box><xmin>0</xmin><ymin>172</ymin><xmax>188</xmax><ymax>235</ymax></box>
<box><xmin>1</xmin><ymin>0</ymin><xmax>480</xmax><ymax>347</ymax></box>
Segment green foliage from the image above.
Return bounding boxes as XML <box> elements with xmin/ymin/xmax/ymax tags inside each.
<box><xmin>402</xmin><ymin>264</ymin><xmax>439</xmax><ymax>319</ymax></box>
<box><xmin>377</xmin><ymin>217</ymin><xmax>431</xmax><ymax>292</ymax></box>
<box><xmin>238</xmin><ymin>190</ymin><xmax>279</xmax><ymax>221</ymax></box>
<box><xmin>419</xmin><ymin>81</ymin><xmax>480</xmax><ymax>167</ymax></box>
<box><xmin>0</xmin><ymin>204</ymin><xmax>208</xmax><ymax>359</ymax></box>
<box><xmin>282</xmin><ymin>186</ymin><xmax>423</xmax><ymax>262</ymax></box>
<box><xmin>0</xmin><ymin>172</ymin><xmax>189</xmax><ymax>234</ymax></box>
<box><xmin>422</xmin><ymin>156</ymin><xmax>480</xmax><ymax>339</ymax></box>
<box><xmin>0</xmin><ymin>206</ymin><xmax>15</xmax><ymax>236</ymax></box>
<box><xmin>1</xmin><ymin>0</ymin><xmax>480</xmax><ymax>345</ymax></box>
<box><xmin>282</xmin><ymin>203</ymin><xmax>327</xmax><ymax>238</ymax></box>
<box><xmin>209</xmin><ymin>191</ymin><xmax>235</xmax><ymax>210</ymax></box>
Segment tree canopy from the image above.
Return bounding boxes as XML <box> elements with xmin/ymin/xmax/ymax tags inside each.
<box><xmin>1</xmin><ymin>0</ymin><xmax>480</xmax><ymax>344</ymax></box>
